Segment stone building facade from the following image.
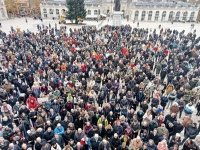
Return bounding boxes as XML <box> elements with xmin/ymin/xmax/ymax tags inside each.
<box><xmin>40</xmin><ymin>0</ymin><xmax>199</xmax><ymax>22</ymax></box>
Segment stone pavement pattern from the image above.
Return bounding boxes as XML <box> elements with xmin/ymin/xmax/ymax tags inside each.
<box><xmin>0</xmin><ymin>18</ymin><xmax>200</xmax><ymax>36</ymax></box>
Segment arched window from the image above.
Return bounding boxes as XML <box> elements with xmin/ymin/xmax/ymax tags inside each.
<box><xmin>182</xmin><ymin>11</ymin><xmax>188</xmax><ymax>21</ymax></box>
<box><xmin>49</xmin><ymin>9</ymin><xmax>54</xmax><ymax>14</ymax></box>
<box><xmin>189</xmin><ymin>12</ymin><xmax>195</xmax><ymax>21</ymax></box>
<box><xmin>175</xmin><ymin>11</ymin><xmax>180</xmax><ymax>21</ymax></box>
<box><xmin>87</xmin><ymin>10</ymin><xmax>91</xmax><ymax>15</ymax></box>
<box><xmin>134</xmin><ymin>11</ymin><xmax>139</xmax><ymax>21</ymax></box>
<box><xmin>148</xmin><ymin>11</ymin><xmax>152</xmax><ymax>21</ymax></box>
<box><xmin>43</xmin><ymin>9</ymin><xmax>47</xmax><ymax>14</ymax></box>
<box><xmin>141</xmin><ymin>11</ymin><xmax>146</xmax><ymax>21</ymax></box>
<box><xmin>94</xmin><ymin>10</ymin><xmax>98</xmax><ymax>15</ymax></box>
<box><xmin>168</xmin><ymin>11</ymin><xmax>173</xmax><ymax>21</ymax></box>
<box><xmin>56</xmin><ymin>9</ymin><xmax>59</xmax><ymax>15</ymax></box>
<box><xmin>155</xmin><ymin>11</ymin><xmax>159</xmax><ymax>21</ymax></box>
<box><xmin>161</xmin><ymin>11</ymin><xmax>166</xmax><ymax>21</ymax></box>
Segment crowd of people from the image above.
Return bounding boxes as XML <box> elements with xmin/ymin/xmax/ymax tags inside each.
<box><xmin>0</xmin><ymin>23</ymin><xmax>200</xmax><ymax>150</ymax></box>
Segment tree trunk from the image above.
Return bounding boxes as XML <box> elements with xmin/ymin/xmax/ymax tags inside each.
<box><xmin>75</xmin><ymin>18</ymin><xmax>78</xmax><ymax>24</ymax></box>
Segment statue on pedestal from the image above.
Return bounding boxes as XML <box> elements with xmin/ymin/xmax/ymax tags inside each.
<box><xmin>114</xmin><ymin>0</ymin><xmax>121</xmax><ymax>11</ymax></box>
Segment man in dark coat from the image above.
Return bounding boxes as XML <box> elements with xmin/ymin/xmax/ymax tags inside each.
<box><xmin>110</xmin><ymin>133</ymin><xmax>121</xmax><ymax>150</ymax></box>
<box><xmin>164</xmin><ymin>113</ymin><xmax>177</xmax><ymax>137</ymax></box>
<box><xmin>90</xmin><ymin>134</ymin><xmax>102</xmax><ymax>150</ymax></box>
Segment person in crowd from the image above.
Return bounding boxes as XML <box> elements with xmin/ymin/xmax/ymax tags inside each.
<box><xmin>0</xmin><ymin>24</ymin><xmax>199</xmax><ymax>150</ymax></box>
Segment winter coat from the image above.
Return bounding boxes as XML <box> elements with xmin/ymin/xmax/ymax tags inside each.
<box><xmin>183</xmin><ymin>141</ymin><xmax>198</xmax><ymax>150</ymax></box>
<box><xmin>54</xmin><ymin>126</ymin><xmax>64</xmax><ymax>135</ymax></box>
<box><xmin>97</xmin><ymin>118</ymin><xmax>108</xmax><ymax>127</ymax></box>
<box><xmin>98</xmin><ymin>141</ymin><xmax>111</xmax><ymax>150</ymax></box>
<box><xmin>136</xmin><ymin>91</ymin><xmax>145</xmax><ymax>102</ymax></box>
<box><xmin>74</xmin><ymin>131</ymin><xmax>85</xmax><ymax>142</ymax></box>
<box><xmin>177</xmin><ymin>99</ymin><xmax>185</xmax><ymax>110</ymax></box>
<box><xmin>90</xmin><ymin>137</ymin><xmax>102</xmax><ymax>150</ymax></box>
<box><xmin>26</xmin><ymin>96</ymin><xmax>38</xmax><ymax>110</ymax></box>
<box><xmin>110</xmin><ymin>137</ymin><xmax>121</xmax><ymax>149</ymax></box>
<box><xmin>44</xmin><ymin>131</ymin><xmax>54</xmax><ymax>142</ymax></box>
<box><xmin>113</xmin><ymin>125</ymin><xmax>123</xmax><ymax>136</ymax></box>
<box><xmin>168</xmin><ymin>92</ymin><xmax>176</xmax><ymax>101</ymax></box>
<box><xmin>147</xmin><ymin>143</ymin><xmax>157</xmax><ymax>150</ymax></box>
<box><xmin>151</xmin><ymin>98</ymin><xmax>159</xmax><ymax>107</ymax></box>
<box><xmin>160</xmin><ymin>96</ymin><xmax>168</xmax><ymax>107</ymax></box>
<box><xmin>185</xmin><ymin>125</ymin><xmax>199</xmax><ymax>139</ymax></box>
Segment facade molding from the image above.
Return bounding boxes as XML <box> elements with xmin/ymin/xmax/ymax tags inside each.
<box><xmin>40</xmin><ymin>0</ymin><xmax>199</xmax><ymax>22</ymax></box>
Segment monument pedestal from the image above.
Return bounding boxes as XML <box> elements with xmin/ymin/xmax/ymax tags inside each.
<box><xmin>112</xmin><ymin>11</ymin><xmax>123</xmax><ymax>26</ymax></box>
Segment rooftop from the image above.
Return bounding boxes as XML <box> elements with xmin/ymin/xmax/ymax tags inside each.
<box><xmin>40</xmin><ymin>0</ymin><xmax>66</xmax><ymax>5</ymax></box>
<box><xmin>40</xmin><ymin>0</ymin><xmax>198</xmax><ymax>8</ymax></box>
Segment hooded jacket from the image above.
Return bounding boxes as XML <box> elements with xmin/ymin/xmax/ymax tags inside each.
<box><xmin>26</xmin><ymin>96</ymin><xmax>38</xmax><ymax>110</ymax></box>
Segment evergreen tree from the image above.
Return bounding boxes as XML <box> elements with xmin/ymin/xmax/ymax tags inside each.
<box><xmin>66</xmin><ymin>0</ymin><xmax>87</xmax><ymax>24</ymax></box>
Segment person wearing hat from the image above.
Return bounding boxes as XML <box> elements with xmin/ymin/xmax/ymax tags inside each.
<box><xmin>54</xmin><ymin>123</ymin><xmax>64</xmax><ymax>135</ymax></box>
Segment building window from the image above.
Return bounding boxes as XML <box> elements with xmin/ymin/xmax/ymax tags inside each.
<box><xmin>155</xmin><ymin>11</ymin><xmax>159</xmax><ymax>21</ymax></box>
<box><xmin>94</xmin><ymin>10</ymin><xmax>98</xmax><ymax>15</ymax></box>
<box><xmin>134</xmin><ymin>11</ymin><xmax>139</xmax><ymax>21</ymax></box>
<box><xmin>49</xmin><ymin>9</ymin><xmax>54</xmax><ymax>14</ymax></box>
<box><xmin>87</xmin><ymin>10</ymin><xmax>91</xmax><ymax>15</ymax></box>
<box><xmin>189</xmin><ymin>12</ymin><xmax>195</xmax><ymax>21</ymax></box>
<box><xmin>182</xmin><ymin>11</ymin><xmax>188</xmax><ymax>21</ymax></box>
<box><xmin>107</xmin><ymin>10</ymin><xmax>110</xmax><ymax>14</ymax></box>
<box><xmin>43</xmin><ymin>9</ymin><xmax>47</xmax><ymax>14</ymax></box>
<box><xmin>141</xmin><ymin>11</ymin><xmax>146</xmax><ymax>21</ymax></box>
<box><xmin>168</xmin><ymin>11</ymin><xmax>173</xmax><ymax>21</ymax></box>
<box><xmin>98</xmin><ymin>9</ymin><xmax>100</xmax><ymax>15</ymax></box>
<box><xmin>56</xmin><ymin>9</ymin><xmax>59</xmax><ymax>15</ymax></box>
<box><xmin>148</xmin><ymin>11</ymin><xmax>152</xmax><ymax>21</ymax></box>
<box><xmin>175</xmin><ymin>11</ymin><xmax>180</xmax><ymax>21</ymax></box>
<box><xmin>44</xmin><ymin>14</ymin><xmax>47</xmax><ymax>18</ymax></box>
<box><xmin>161</xmin><ymin>11</ymin><xmax>166</xmax><ymax>21</ymax></box>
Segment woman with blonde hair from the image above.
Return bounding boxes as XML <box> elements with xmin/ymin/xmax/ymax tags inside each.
<box><xmin>129</xmin><ymin>136</ymin><xmax>143</xmax><ymax>150</ymax></box>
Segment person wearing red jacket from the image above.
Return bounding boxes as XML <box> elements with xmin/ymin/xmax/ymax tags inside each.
<box><xmin>26</xmin><ymin>94</ymin><xmax>38</xmax><ymax>110</ymax></box>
